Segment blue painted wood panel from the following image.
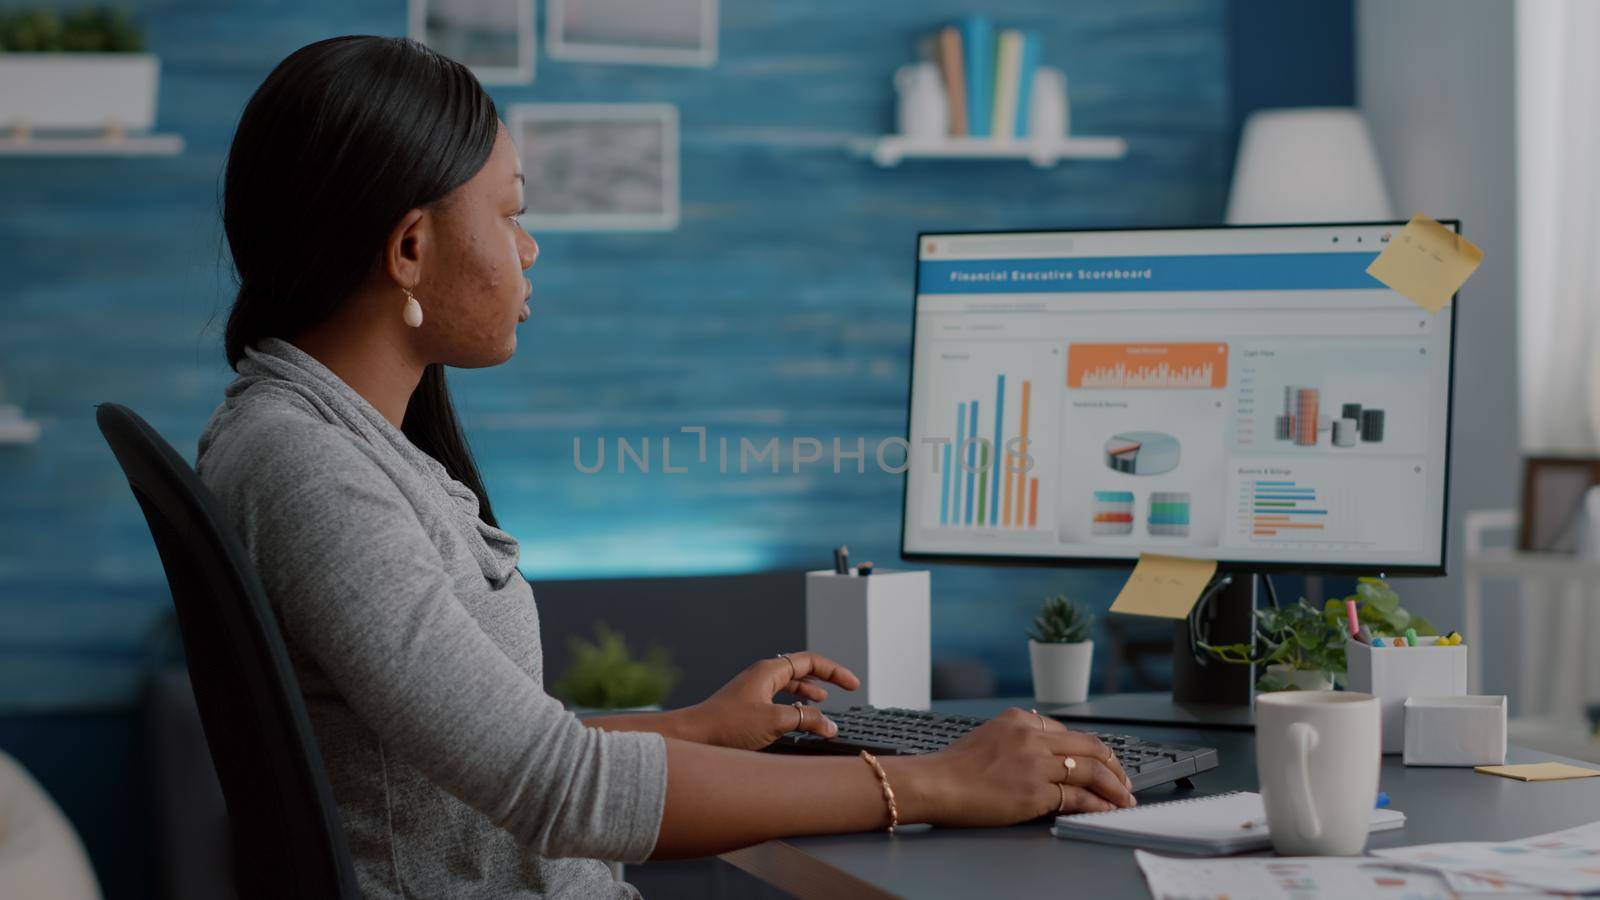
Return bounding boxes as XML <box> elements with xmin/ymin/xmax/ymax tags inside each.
<box><xmin>0</xmin><ymin>0</ymin><xmax>1229</xmax><ymax>709</ymax></box>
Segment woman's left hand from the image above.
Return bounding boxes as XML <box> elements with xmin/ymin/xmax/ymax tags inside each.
<box><xmin>680</xmin><ymin>651</ymin><xmax>860</xmax><ymax>751</ymax></box>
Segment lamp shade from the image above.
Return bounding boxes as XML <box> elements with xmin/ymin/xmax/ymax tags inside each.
<box><xmin>1225</xmin><ymin>107</ymin><xmax>1393</xmax><ymax>224</ymax></box>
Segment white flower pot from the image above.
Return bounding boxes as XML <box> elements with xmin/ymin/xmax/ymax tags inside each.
<box><xmin>0</xmin><ymin>54</ymin><xmax>160</xmax><ymax>133</ymax></box>
<box><xmin>1267</xmin><ymin>663</ymin><xmax>1334</xmax><ymax>692</ymax></box>
<box><xmin>1029</xmin><ymin>639</ymin><xmax>1093</xmax><ymax>705</ymax></box>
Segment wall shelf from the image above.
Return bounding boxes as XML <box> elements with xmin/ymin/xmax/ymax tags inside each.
<box><xmin>848</xmin><ymin>134</ymin><xmax>1127</xmax><ymax>168</ymax></box>
<box><xmin>0</xmin><ymin>133</ymin><xmax>184</xmax><ymax>157</ymax></box>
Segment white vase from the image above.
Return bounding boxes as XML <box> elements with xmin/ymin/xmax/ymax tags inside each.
<box><xmin>1026</xmin><ymin>67</ymin><xmax>1069</xmax><ymax>141</ymax></box>
<box><xmin>895</xmin><ymin>62</ymin><xmax>948</xmax><ymax>139</ymax></box>
<box><xmin>1029</xmin><ymin>639</ymin><xmax>1094</xmax><ymax>705</ymax></box>
<box><xmin>1267</xmin><ymin>663</ymin><xmax>1334</xmax><ymax>692</ymax></box>
<box><xmin>0</xmin><ymin>54</ymin><xmax>160</xmax><ymax>133</ymax></box>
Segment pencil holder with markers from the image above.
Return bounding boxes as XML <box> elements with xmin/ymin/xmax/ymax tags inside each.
<box><xmin>1347</xmin><ymin>634</ymin><xmax>1468</xmax><ymax>754</ymax></box>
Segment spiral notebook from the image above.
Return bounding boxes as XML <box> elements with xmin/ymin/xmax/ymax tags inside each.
<box><xmin>1051</xmin><ymin>791</ymin><xmax>1405</xmax><ymax>856</ymax></box>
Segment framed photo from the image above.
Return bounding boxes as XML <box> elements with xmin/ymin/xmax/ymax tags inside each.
<box><xmin>409</xmin><ymin>0</ymin><xmax>536</xmax><ymax>84</ymax></box>
<box><xmin>546</xmin><ymin>0</ymin><xmax>718</xmax><ymax>68</ymax></box>
<box><xmin>508</xmin><ymin>103</ymin><xmax>679</xmax><ymax>231</ymax></box>
<box><xmin>1518</xmin><ymin>456</ymin><xmax>1600</xmax><ymax>551</ymax></box>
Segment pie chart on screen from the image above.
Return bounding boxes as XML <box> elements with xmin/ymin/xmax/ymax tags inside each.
<box><xmin>1104</xmin><ymin>431</ymin><xmax>1181</xmax><ymax>475</ymax></box>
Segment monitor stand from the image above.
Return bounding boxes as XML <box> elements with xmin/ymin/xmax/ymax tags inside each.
<box><xmin>1041</xmin><ymin>572</ymin><xmax>1260</xmax><ymax>731</ymax></box>
<box><xmin>1171</xmin><ymin>571</ymin><xmax>1256</xmax><ymax>707</ymax></box>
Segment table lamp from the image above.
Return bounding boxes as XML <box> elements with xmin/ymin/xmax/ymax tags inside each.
<box><xmin>1225</xmin><ymin>107</ymin><xmax>1393</xmax><ymax>224</ymax></box>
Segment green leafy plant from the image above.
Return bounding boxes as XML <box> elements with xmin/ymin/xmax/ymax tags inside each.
<box><xmin>0</xmin><ymin>6</ymin><xmax>144</xmax><ymax>52</ymax></box>
<box><xmin>552</xmin><ymin>624</ymin><xmax>679</xmax><ymax>710</ymax></box>
<box><xmin>1202</xmin><ymin>599</ymin><xmax>1348</xmax><ymax>692</ymax></box>
<box><xmin>1344</xmin><ymin>576</ymin><xmax>1435</xmax><ymax>637</ymax></box>
<box><xmin>1200</xmin><ymin>576</ymin><xmax>1435</xmax><ymax>692</ymax></box>
<box><xmin>1027</xmin><ymin>595</ymin><xmax>1094</xmax><ymax>644</ymax></box>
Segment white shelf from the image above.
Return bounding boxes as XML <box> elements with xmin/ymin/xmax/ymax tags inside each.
<box><xmin>0</xmin><ymin>133</ymin><xmax>184</xmax><ymax>157</ymax></box>
<box><xmin>1464</xmin><ymin>545</ymin><xmax>1600</xmax><ymax>580</ymax></box>
<box><xmin>849</xmin><ymin>134</ymin><xmax>1128</xmax><ymax>168</ymax></box>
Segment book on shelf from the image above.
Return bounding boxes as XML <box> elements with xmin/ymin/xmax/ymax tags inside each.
<box><xmin>960</xmin><ymin>14</ymin><xmax>994</xmax><ymax>138</ymax></box>
<box><xmin>991</xmin><ymin>29</ymin><xmax>1024</xmax><ymax>139</ymax></box>
<box><xmin>937</xmin><ymin>25</ymin><xmax>968</xmax><ymax>136</ymax></box>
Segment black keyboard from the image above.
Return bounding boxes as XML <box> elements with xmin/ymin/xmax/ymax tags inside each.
<box><xmin>766</xmin><ymin>706</ymin><xmax>1219</xmax><ymax>793</ymax></box>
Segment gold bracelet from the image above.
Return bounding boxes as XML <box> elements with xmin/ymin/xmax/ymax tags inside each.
<box><xmin>859</xmin><ymin>750</ymin><xmax>898</xmax><ymax>833</ymax></box>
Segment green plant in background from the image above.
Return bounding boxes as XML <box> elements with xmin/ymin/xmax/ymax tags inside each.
<box><xmin>1027</xmin><ymin>595</ymin><xmax>1094</xmax><ymax>643</ymax></box>
<box><xmin>1200</xmin><ymin>576</ymin><xmax>1435</xmax><ymax>692</ymax></box>
<box><xmin>0</xmin><ymin>6</ymin><xmax>144</xmax><ymax>52</ymax></box>
<box><xmin>552</xmin><ymin>624</ymin><xmax>679</xmax><ymax>710</ymax></box>
<box><xmin>1344</xmin><ymin>576</ymin><xmax>1435</xmax><ymax>638</ymax></box>
<box><xmin>1202</xmin><ymin>599</ymin><xmax>1349</xmax><ymax>693</ymax></box>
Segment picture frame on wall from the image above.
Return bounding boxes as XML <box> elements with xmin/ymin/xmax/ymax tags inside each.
<box><xmin>1518</xmin><ymin>456</ymin><xmax>1600</xmax><ymax>552</ymax></box>
<box><xmin>545</xmin><ymin>0</ymin><xmax>718</xmax><ymax>68</ymax></box>
<box><xmin>409</xmin><ymin>0</ymin><xmax>536</xmax><ymax>84</ymax></box>
<box><xmin>508</xmin><ymin>103</ymin><xmax>679</xmax><ymax>232</ymax></box>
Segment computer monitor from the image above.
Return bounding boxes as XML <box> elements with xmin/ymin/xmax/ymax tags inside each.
<box><xmin>901</xmin><ymin>222</ymin><xmax>1457</xmax><ymax>576</ymax></box>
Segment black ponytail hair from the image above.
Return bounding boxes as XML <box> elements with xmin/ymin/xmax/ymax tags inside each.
<box><xmin>222</xmin><ymin>35</ymin><xmax>499</xmax><ymax>527</ymax></box>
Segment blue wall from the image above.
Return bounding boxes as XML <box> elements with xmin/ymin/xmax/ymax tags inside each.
<box><xmin>0</xmin><ymin>0</ymin><xmax>1234</xmax><ymax>714</ymax></box>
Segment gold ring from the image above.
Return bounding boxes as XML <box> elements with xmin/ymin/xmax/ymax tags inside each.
<box><xmin>1057</xmin><ymin>781</ymin><xmax>1068</xmax><ymax>813</ymax></box>
<box><xmin>792</xmin><ymin>700</ymin><xmax>806</xmax><ymax>731</ymax></box>
<box><xmin>777</xmin><ymin>653</ymin><xmax>797</xmax><ymax>683</ymax></box>
<box><xmin>1030</xmin><ymin>708</ymin><xmax>1047</xmax><ymax>732</ymax></box>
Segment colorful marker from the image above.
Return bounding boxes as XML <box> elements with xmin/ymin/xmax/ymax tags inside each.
<box><xmin>1356</xmin><ymin>625</ymin><xmax>1373</xmax><ymax>645</ymax></box>
<box><xmin>1346</xmin><ymin>599</ymin><xmax>1360</xmax><ymax>637</ymax></box>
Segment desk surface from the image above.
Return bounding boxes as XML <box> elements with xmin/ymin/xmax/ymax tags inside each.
<box><xmin>720</xmin><ymin>696</ymin><xmax>1600</xmax><ymax>900</ymax></box>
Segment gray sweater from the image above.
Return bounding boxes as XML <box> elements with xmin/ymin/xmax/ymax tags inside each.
<box><xmin>196</xmin><ymin>338</ymin><xmax>667</xmax><ymax>898</ymax></box>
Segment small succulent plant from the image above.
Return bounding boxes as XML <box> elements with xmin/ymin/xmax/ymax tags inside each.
<box><xmin>1027</xmin><ymin>595</ymin><xmax>1094</xmax><ymax>644</ymax></box>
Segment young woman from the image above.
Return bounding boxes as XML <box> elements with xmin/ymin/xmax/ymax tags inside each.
<box><xmin>196</xmin><ymin>35</ymin><xmax>1134</xmax><ymax>898</ymax></box>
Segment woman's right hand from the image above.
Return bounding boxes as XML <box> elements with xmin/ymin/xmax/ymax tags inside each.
<box><xmin>890</xmin><ymin>707</ymin><xmax>1137</xmax><ymax>827</ymax></box>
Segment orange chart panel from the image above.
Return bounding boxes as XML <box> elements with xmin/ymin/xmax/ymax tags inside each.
<box><xmin>1067</xmin><ymin>343</ymin><xmax>1229</xmax><ymax>389</ymax></box>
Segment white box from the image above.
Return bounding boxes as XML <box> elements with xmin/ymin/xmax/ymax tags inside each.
<box><xmin>1346</xmin><ymin>637</ymin><xmax>1468</xmax><ymax>753</ymax></box>
<box><xmin>0</xmin><ymin>54</ymin><xmax>160</xmax><ymax>132</ymax></box>
<box><xmin>805</xmin><ymin>569</ymin><xmax>930</xmax><ymax>711</ymax></box>
<box><xmin>1403</xmin><ymin>695</ymin><xmax>1507</xmax><ymax>767</ymax></box>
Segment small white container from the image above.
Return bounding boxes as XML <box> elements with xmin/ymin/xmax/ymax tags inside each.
<box><xmin>0</xmin><ymin>54</ymin><xmax>160</xmax><ymax>132</ymax></box>
<box><xmin>1346</xmin><ymin>636</ymin><xmax>1468</xmax><ymax>753</ymax></box>
<box><xmin>1029</xmin><ymin>639</ymin><xmax>1093</xmax><ymax>705</ymax></box>
<box><xmin>805</xmin><ymin>569</ymin><xmax>930</xmax><ymax>711</ymax></box>
<box><xmin>1403</xmin><ymin>695</ymin><xmax>1507</xmax><ymax>767</ymax></box>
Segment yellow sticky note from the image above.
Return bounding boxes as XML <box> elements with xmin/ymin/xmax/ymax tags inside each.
<box><xmin>1475</xmin><ymin>762</ymin><xmax>1600</xmax><ymax>782</ymax></box>
<box><xmin>1109</xmin><ymin>554</ymin><xmax>1219</xmax><ymax>619</ymax></box>
<box><xmin>1366</xmin><ymin>214</ymin><xmax>1484</xmax><ymax>313</ymax></box>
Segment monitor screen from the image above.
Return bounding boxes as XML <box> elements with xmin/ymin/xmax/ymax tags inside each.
<box><xmin>900</xmin><ymin>223</ymin><xmax>1456</xmax><ymax>573</ymax></box>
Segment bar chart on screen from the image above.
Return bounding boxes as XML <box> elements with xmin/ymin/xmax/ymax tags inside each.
<box><xmin>1242</xmin><ymin>478</ymin><xmax>1334</xmax><ymax>541</ymax></box>
<box><xmin>923</xmin><ymin>341</ymin><xmax>1061</xmax><ymax>532</ymax></box>
<box><xmin>1067</xmin><ymin>342</ymin><xmax>1229</xmax><ymax>389</ymax></box>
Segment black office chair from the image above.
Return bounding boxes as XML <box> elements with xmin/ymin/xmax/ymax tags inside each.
<box><xmin>96</xmin><ymin>403</ymin><xmax>360</xmax><ymax>900</ymax></box>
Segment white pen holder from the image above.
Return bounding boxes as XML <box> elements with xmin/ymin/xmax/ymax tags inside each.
<box><xmin>805</xmin><ymin>569</ymin><xmax>930</xmax><ymax>711</ymax></box>
<box><xmin>1346</xmin><ymin>637</ymin><xmax>1468</xmax><ymax>754</ymax></box>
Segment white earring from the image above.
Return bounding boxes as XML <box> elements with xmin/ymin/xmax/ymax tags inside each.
<box><xmin>402</xmin><ymin>287</ymin><xmax>424</xmax><ymax>328</ymax></box>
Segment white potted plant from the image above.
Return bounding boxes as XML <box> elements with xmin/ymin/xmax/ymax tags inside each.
<box><xmin>0</xmin><ymin>7</ymin><xmax>160</xmax><ymax>138</ymax></box>
<box><xmin>1028</xmin><ymin>595</ymin><xmax>1095</xmax><ymax>705</ymax></box>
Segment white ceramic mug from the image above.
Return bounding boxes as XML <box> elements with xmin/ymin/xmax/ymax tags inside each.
<box><xmin>1256</xmin><ymin>691</ymin><xmax>1381</xmax><ymax>855</ymax></box>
